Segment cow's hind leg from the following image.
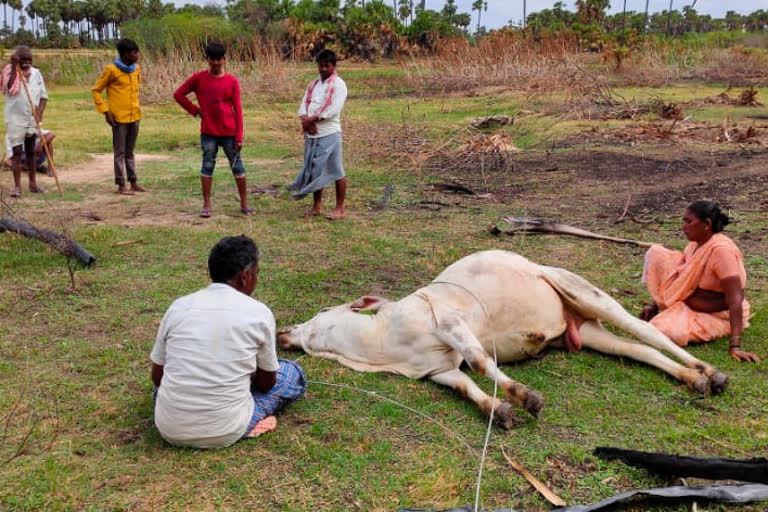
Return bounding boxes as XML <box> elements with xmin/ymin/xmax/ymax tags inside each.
<box><xmin>434</xmin><ymin>315</ymin><xmax>544</xmax><ymax>417</ymax></box>
<box><xmin>540</xmin><ymin>265</ymin><xmax>726</xmax><ymax>393</ymax></box>
<box><xmin>430</xmin><ymin>370</ymin><xmax>519</xmax><ymax>429</ymax></box>
<box><xmin>580</xmin><ymin>320</ymin><xmax>710</xmax><ymax>394</ymax></box>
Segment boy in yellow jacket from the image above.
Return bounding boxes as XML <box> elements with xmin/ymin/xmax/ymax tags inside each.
<box><xmin>91</xmin><ymin>39</ymin><xmax>144</xmax><ymax>195</ymax></box>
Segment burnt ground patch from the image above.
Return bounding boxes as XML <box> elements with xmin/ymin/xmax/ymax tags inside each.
<box><xmin>422</xmin><ymin>148</ymin><xmax>768</xmax><ymax>224</ymax></box>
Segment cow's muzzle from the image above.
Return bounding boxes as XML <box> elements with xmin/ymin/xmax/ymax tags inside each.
<box><xmin>277</xmin><ymin>327</ymin><xmax>297</xmax><ymax>350</ymax></box>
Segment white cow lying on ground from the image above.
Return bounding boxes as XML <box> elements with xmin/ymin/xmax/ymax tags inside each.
<box><xmin>278</xmin><ymin>250</ymin><xmax>728</xmax><ymax>428</ymax></box>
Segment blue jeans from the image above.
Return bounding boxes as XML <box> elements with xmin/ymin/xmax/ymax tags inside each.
<box><xmin>200</xmin><ymin>134</ymin><xmax>245</xmax><ymax>177</ymax></box>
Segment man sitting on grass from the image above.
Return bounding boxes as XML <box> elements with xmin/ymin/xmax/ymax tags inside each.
<box><xmin>150</xmin><ymin>235</ymin><xmax>306</xmax><ymax>449</ymax></box>
<box><xmin>4</xmin><ymin>129</ymin><xmax>55</xmax><ymax>176</ymax></box>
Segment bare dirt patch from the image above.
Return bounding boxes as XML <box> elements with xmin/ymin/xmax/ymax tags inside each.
<box><xmin>11</xmin><ymin>153</ymin><xmax>227</xmax><ymax>228</ymax></box>
<box><xmin>61</xmin><ymin>153</ymin><xmax>173</xmax><ymax>185</ymax></box>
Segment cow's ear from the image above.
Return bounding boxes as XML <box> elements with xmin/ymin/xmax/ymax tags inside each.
<box><xmin>350</xmin><ymin>295</ymin><xmax>389</xmax><ymax>312</ymax></box>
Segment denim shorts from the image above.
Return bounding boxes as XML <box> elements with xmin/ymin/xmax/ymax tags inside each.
<box><xmin>200</xmin><ymin>134</ymin><xmax>245</xmax><ymax>177</ymax></box>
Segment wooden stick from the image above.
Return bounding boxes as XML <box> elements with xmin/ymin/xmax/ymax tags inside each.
<box><xmin>501</xmin><ymin>448</ymin><xmax>566</xmax><ymax>507</ymax></box>
<box><xmin>500</xmin><ymin>216</ymin><xmax>655</xmax><ymax>248</ymax></box>
<box><xmin>16</xmin><ymin>64</ymin><xmax>62</xmax><ymax>196</ymax></box>
<box><xmin>615</xmin><ymin>193</ymin><xmax>632</xmax><ymax>223</ymax></box>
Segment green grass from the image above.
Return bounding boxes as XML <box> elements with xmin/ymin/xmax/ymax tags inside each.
<box><xmin>1</xmin><ymin>65</ymin><xmax>767</xmax><ymax>512</ymax></box>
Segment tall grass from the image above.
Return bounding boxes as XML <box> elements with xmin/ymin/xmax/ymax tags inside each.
<box><xmin>139</xmin><ymin>45</ymin><xmax>298</xmax><ymax>104</ymax></box>
<box><xmin>402</xmin><ymin>32</ymin><xmax>584</xmax><ymax>92</ymax></box>
<box><xmin>616</xmin><ymin>42</ymin><xmax>768</xmax><ymax>86</ymax></box>
<box><xmin>31</xmin><ymin>45</ymin><xmax>299</xmax><ymax>105</ymax></box>
<box><xmin>400</xmin><ymin>31</ymin><xmax>768</xmax><ymax>93</ymax></box>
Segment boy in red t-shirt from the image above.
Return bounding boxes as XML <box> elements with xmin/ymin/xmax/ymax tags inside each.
<box><xmin>173</xmin><ymin>42</ymin><xmax>253</xmax><ymax>218</ymax></box>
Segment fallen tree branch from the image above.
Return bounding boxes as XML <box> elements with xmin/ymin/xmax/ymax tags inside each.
<box><xmin>0</xmin><ymin>215</ymin><xmax>96</xmax><ymax>266</ymax></box>
<box><xmin>492</xmin><ymin>217</ymin><xmax>655</xmax><ymax>248</ymax></box>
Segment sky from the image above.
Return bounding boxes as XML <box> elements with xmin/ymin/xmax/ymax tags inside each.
<box><xmin>176</xmin><ymin>0</ymin><xmax>767</xmax><ymax>29</ymax></box>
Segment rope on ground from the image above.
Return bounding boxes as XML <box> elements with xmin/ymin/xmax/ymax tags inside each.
<box><xmin>307</xmin><ymin>379</ymin><xmax>478</xmax><ymax>458</ymax></box>
<box><xmin>474</xmin><ymin>340</ymin><xmax>499</xmax><ymax>512</ymax></box>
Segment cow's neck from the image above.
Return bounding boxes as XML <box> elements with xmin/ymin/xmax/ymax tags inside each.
<box><xmin>306</xmin><ymin>309</ymin><xmax>388</xmax><ymax>358</ymax></box>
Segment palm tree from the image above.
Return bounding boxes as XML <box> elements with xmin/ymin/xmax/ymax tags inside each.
<box><xmin>442</xmin><ymin>0</ymin><xmax>457</xmax><ymax>25</ymax></box>
<box><xmin>2</xmin><ymin>0</ymin><xmax>9</xmax><ymax>31</ymax></box>
<box><xmin>10</xmin><ymin>0</ymin><xmax>22</xmax><ymax>33</ymax></box>
<box><xmin>575</xmin><ymin>0</ymin><xmax>610</xmax><ymax>25</ymax></box>
<box><xmin>666</xmin><ymin>0</ymin><xmax>673</xmax><ymax>36</ymax></box>
<box><xmin>472</xmin><ymin>0</ymin><xmax>487</xmax><ymax>33</ymax></box>
<box><xmin>622</xmin><ymin>0</ymin><xmax>627</xmax><ymax>29</ymax></box>
<box><xmin>644</xmin><ymin>0</ymin><xmax>650</xmax><ymax>32</ymax></box>
<box><xmin>523</xmin><ymin>0</ymin><xmax>526</xmax><ymax>27</ymax></box>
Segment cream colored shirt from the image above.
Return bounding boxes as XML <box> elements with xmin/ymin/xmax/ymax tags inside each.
<box><xmin>298</xmin><ymin>74</ymin><xmax>347</xmax><ymax>138</ymax></box>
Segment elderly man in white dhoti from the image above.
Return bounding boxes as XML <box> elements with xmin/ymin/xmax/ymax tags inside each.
<box><xmin>2</xmin><ymin>46</ymin><xmax>48</xmax><ymax>197</ymax></box>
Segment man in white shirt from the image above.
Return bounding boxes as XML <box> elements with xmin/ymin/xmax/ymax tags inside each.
<box><xmin>2</xmin><ymin>46</ymin><xmax>48</xmax><ymax>197</ymax></box>
<box><xmin>150</xmin><ymin>235</ymin><xmax>306</xmax><ymax>449</ymax></box>
<box><xmin>288</xmin><ymin>49</ymin><xmax>348</xmax><ymax>220</ymax></box>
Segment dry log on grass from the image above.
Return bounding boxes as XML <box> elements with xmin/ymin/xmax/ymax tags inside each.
<box><xmin>492</xmin><ymin>217</ymin><xmax>655</xmax><ymax>248</ymax></box>
<box><xmin>0</xmin><ymin>215</ymin><xmax>96</xmax><ymax>266</ymax></box>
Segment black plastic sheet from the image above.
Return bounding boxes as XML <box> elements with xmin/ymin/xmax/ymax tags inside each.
<box><xmin>594</xmin><ymin>447</ymin><xmax>768</xmax><ymax>483</ymax></box>
<box><xmin>397</xmin><ymin>483</ymin><xmax>768</xmax><ymax>512</ymax></box>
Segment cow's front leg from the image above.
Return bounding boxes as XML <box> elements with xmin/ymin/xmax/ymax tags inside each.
<box><xmin>433</xmin><ymin>315</ymin><xmax>544</xmax><ymax>417</ymax></box>
<box><xmin>430</xmin><ymin>370</ymin><xmax>519</xmax><ymax>429</ymax></box>
<box><xmin>579</xmin><ymin>320</ymin><xmax>710</xmax><ymax>394</ymax></box>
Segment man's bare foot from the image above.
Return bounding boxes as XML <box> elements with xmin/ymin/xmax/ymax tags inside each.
<box><xmin>29</xmin><ymin>184</ymin><xmax>45</xmax><ymax>194</ymax></box>
<box><xmin>304</xmin><ymin>209</ymin><xmax>322</xmax><ymax>217</ymax></box>
<box><xmin>117</xmin><ymin>186</ymin><xmax>134</xmax><ymax>196</ymax></box>
<box><xmin>130</xmin><ymin>183</ymin><xmax>147</xmax><ymax>192</ymax></box>
<box><xmin>326</xmin><ymin>209</ymin><xmax>345</xmax><ymax>221</ymax></box>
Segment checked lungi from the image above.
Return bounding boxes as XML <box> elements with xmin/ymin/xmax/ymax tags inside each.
<box><xmin>288</xmin><ymin>132</ymin><xmax>345</xmax><ymax>199</ymax></box>
<box><xmin>246</xmin><ymin>359</ymin><xmax>306</xmax><ymax>433</ymax></box>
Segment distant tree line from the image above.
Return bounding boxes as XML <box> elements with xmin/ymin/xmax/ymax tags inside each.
<box><xmin>0</xmin><ymin>0</ymin><xmax>765</xmax><ymax>57</ymax></box>
<box><xmin>526</xmin><ymin>1</ymin><xmax>767</xmax><ymax>38</ymax></box>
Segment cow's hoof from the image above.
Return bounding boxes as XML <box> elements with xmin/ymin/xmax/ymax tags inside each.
<box><xmin>523</xmin><ymin>390</ymin><xmax>544</xmax><ymax>418</ymax></box>
<box><xmin>493</xmin><ymin>402</ymin><xmax>519</xmax><ymax>430</ymax></box>
<box><xmin>692</xmin><ymin>375</ymin><xmax>710</xmax><ymax>395</ymax></box>
<box><xmin>709</xmin><ymin>372</ymin><xmax>728</xmax><ymax>395</ymax></box>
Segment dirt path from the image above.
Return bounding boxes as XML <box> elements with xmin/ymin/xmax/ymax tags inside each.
<box><xmin>63</xmin><ymin>153</ymin><xmax>173</xmax><ymax>185</ymax></box>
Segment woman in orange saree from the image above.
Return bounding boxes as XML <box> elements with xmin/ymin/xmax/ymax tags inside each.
<box><xmin>640</xmin><ymin>201</ymin><xmax>759</xmax><ymax>363</ymax></box>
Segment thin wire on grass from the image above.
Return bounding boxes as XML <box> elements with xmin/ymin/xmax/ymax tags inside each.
<box><xmin>307</xmin><ymin>379</ymin><xmax>478</xmax><ymax>458</ymax></box>
<box><xmin>473</xmin><ymin>340</ymin><xmax>499</xmax><ymax>512</ymax></box>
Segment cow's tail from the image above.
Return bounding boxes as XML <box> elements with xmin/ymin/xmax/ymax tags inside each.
<box><xmin>537</xmin><ymin>265</ymin><xmax>685</xmax><ymax>352</ymax></box>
